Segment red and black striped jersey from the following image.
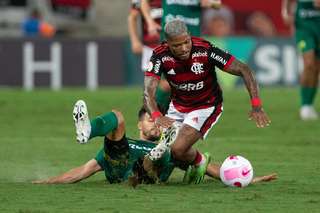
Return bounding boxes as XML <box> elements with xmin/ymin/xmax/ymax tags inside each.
<box><xmin>145</xmin><ymin>37</ymin><xmax>235</xmax><ymax>113</ymax></box>
<box><xmin>131</xmin><ymin>0</ymin><xmax>162</xmax><ymax>48</ymax></box>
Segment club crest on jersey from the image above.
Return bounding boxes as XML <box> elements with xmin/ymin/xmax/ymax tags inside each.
<box><xmin>192</xmin><ymin>52</ymin><xmax>207</xmax><ymax>58</ymax></box>
<box><xmin>210</xmin><ymin>53</ymin><xmax>227</xmax><ymax>66</ymax></box>
<box><xmin>191</xmin><ymin>62</ymin><xmax>204</xmax><ymax>74</ymax></box>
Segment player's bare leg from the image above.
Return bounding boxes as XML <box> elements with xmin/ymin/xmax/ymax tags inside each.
<box><xmin>170</xmin><ymin>124</ymin><xmax>201</xmax><ymax>163</ymax></box>
<box><xmin>171</xmin><ymin>124</ymin><xmax>211</xmax><ymax>184</ymax></box>
<box><xmin>300</xmin><ymin>50</ymin><xmax>319</xmax><ymax>120</ymax></box>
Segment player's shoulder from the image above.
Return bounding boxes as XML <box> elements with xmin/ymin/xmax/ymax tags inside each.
<box><xmin>153</xmin><ymin>42</ymin><xmax>169</xmax><ymax>55</ymax></box>
<box><xmin>191</xmin><ymin>36</ymin><xmax>212</xmax><ymax>49</ymax></box>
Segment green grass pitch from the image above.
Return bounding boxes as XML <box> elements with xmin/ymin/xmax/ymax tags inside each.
<box><xmin>0</xmin><ymin>87</ymin><xmax>319</xmax><ymax>213</ymax></box>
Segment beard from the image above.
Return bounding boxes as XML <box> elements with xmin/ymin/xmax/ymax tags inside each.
<box><xmin>143</xmin><ymin>128</ymin><xmax>160</xmax><ymax>142</ymax></box>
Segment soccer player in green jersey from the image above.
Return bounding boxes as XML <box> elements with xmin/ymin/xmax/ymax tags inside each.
<box><xmin>141</xmin><ymin>0</ymin><xmax>221</xmax><ymax>39</ymax></box>
<box><xmin>32</xmin><ymin>100</ymin><xmax>277</xmax><ymax>185</ymax></box>
<box><xmin>282</xmin><ymin>0</ymin><xmax>320</xmax><ymax>120</ymax></box>
<box><xmin>32</xmin><ymin>100</ymin><xmax>174</xmax><ymax>184</ymax></box>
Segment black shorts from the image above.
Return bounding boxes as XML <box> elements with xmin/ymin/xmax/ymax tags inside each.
<box><xmin>104</xmin><ymin>135</ymin><xmax>129</xmax><ymax>160</ymax></box>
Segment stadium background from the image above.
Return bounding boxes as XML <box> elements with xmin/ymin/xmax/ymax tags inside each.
<box><xmin>0</xmin><ymin>0</ymin><xmax>299</xmax><ymax>88</ymax></box>
<box><xmin>0</xmin><ymin>0</ymin><xmax>319</xmax><ymax>213</ymax></box>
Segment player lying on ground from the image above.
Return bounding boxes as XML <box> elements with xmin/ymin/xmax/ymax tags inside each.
<box><xmin>32</xmin><ymin>100</ymin><xmax>277</xmax><ymax>185</ymax></box>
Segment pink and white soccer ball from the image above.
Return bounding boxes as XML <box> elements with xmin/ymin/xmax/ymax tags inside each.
<box><xmin>220</xmin><ymin>155</ymin><xmax>254</xmax><ymax>188</ymax></box>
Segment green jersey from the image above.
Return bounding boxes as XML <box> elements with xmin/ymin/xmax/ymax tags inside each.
<box><xmin>294</xmin><ymin>0</ymin><xmax>320</xmax><ymax>56</ymax></box>
<box><xmin>95</xmin><ymin>137</ymin><xmax>174</xmax><ymax>183</ymax></box>
<box><xmin>161</xmin><ymin>0</ymin><xmax>202</xmax><ymax>39</ymax></box>
<box><xmin>295</xmin><ymin>0</ymin><xmax>320</xmax><ymax>21</ymax></box>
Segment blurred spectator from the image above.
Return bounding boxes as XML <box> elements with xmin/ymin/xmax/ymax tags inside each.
<box><xmin>22</xmin><ymin>8</ymin><xmax>56</xmax><ymax>37</ymax></box>
<box><xmin>246</xmin><ymin>11</ymin><xmax>277</xmax><ymax>37</ymax></box>
<box><xmin>202</xmin><ymin>6</ymin><xmax>234</xmax><ymax>37</ymax></box>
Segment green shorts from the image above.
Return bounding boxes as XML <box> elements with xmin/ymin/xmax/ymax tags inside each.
<box><xmin>295</xmin><ymin>19</ymin><xmax>320</xmax><ymax>58</ymax></box>
<box><xmin>95</xmin><ymin>136</ymin><xmax>131</xmax><ymax>184</ymax></box>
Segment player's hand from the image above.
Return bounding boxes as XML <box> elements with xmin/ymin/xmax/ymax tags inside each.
<box><xmin>251</xmin><ymin>173</ymin><xmax>278</xmax><ymax>184</ymax></box>
<box><xmin>248</xmin><ymin>107</ymin><xmax>271</xmax><ymax>128</ymax></box>
<box><xmin>147</xmin><ymin>20</ymin><xmax>161</xmax><ymax>36</ymax></box>
<box><xmin>201</xmin><ymin>0</ymin><xmax>221</xmax><ymax>9</ymax></box>
<box><xmin>131</xmin><ymin>41</ymin><xmax>143</xmax><ymax>54</ymax></box>
<box><xmin>155</xmin><ymin>116</ymin><xmax>175</xmax><ymax>129</ymax></box>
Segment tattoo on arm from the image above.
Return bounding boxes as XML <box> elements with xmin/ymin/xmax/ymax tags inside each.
<box><xmin>144</xmin><ymin>76</ymin><xmax>160</xmax><ymax>113</ymax></box>
<box><xmin>223</xmin><ymin>59</ymin><xmax>260</xmax><ymax>99</ymax></box>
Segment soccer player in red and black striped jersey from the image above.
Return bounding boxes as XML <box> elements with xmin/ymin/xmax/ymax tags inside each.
<box><xmin>143</xmin><ymin>19</ymin><xmax>271</xmax><ymax>183</ymax></box>
<box><xmin>128</xmin><ymin>0</ymin><xmax>162</xmax><ymax>65</ymax></box>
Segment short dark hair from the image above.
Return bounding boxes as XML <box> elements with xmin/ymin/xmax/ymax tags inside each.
<box><xmin>138</xmin><ymin>107</ymin><xmax>148</xmax><ymax>121</ymax></box>
<box><xmin>164</xmin><ymin>19</ymin><xmax>189</xmax><ymax>40</ymax></box>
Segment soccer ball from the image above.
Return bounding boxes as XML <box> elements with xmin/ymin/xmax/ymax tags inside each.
<box><xmin>219</xmin><ymin>155</ymin><xmax>254</xmax><ymax>188</ymax></box>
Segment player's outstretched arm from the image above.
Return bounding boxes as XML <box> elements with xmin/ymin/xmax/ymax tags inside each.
<box><xmin>32</xmin><ymin>159</ymin><xmax>102</xmax><ymax>184</ymax></box>
<box><xmin>223</xmin><ymin>59</ymin><xmax>271</xmax><ymax>128</ymax></box>
<box><xmin>251</xmin><ymin>173</ymin><xmax>278</xmax><ymax>184</ymax></box>
<box><xmin>206</xmin><ymin>163</ymin><xmax>277</xmax><ymax>184</ymax></box>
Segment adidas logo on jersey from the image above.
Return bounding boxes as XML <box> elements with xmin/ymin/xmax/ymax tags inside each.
<box><xmin>168</xmin><ymin>69</ymin><xmax>176</xmax><ymax>75</ymax></box>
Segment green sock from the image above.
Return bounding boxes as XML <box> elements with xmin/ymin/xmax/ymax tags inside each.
<box><xmin>89</xmin><ymin>112</ymin><xmax>118</xmax><ymax>139</ymax></box>
<box><xmin>310</xmin><ymin>87</ymin><xmax>317</xmax><ymax>105</ymax></box>
<box><xmin>156</xmin><ymin>87</ymin><xmax>171</xmax><ymax>113</ymax></box>
<box><xmin>301</xmin><ymin>87</ymin><xmax>317</xmax><ymax>106</ymax></box>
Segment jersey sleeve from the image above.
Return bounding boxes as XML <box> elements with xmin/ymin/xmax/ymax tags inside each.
<box><xmin>94</xmin><ymin>148</ymin><xmax>107</xmax><ymax>170</ymax></box>
<box><xmin>208</xmin><ymin>44</ymin><xmax>235</xmax><ymax>70</ymax></box>
<box><xmin>144</xmin><ymin>52</ymin><xmax>163</xmax><ymax>80</ymax></box>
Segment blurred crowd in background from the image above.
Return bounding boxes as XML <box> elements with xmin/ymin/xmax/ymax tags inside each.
<box><xmin>0</xmin><ymin>0</ymin><xmax>291</xmax><ymax>38</ymax></box>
